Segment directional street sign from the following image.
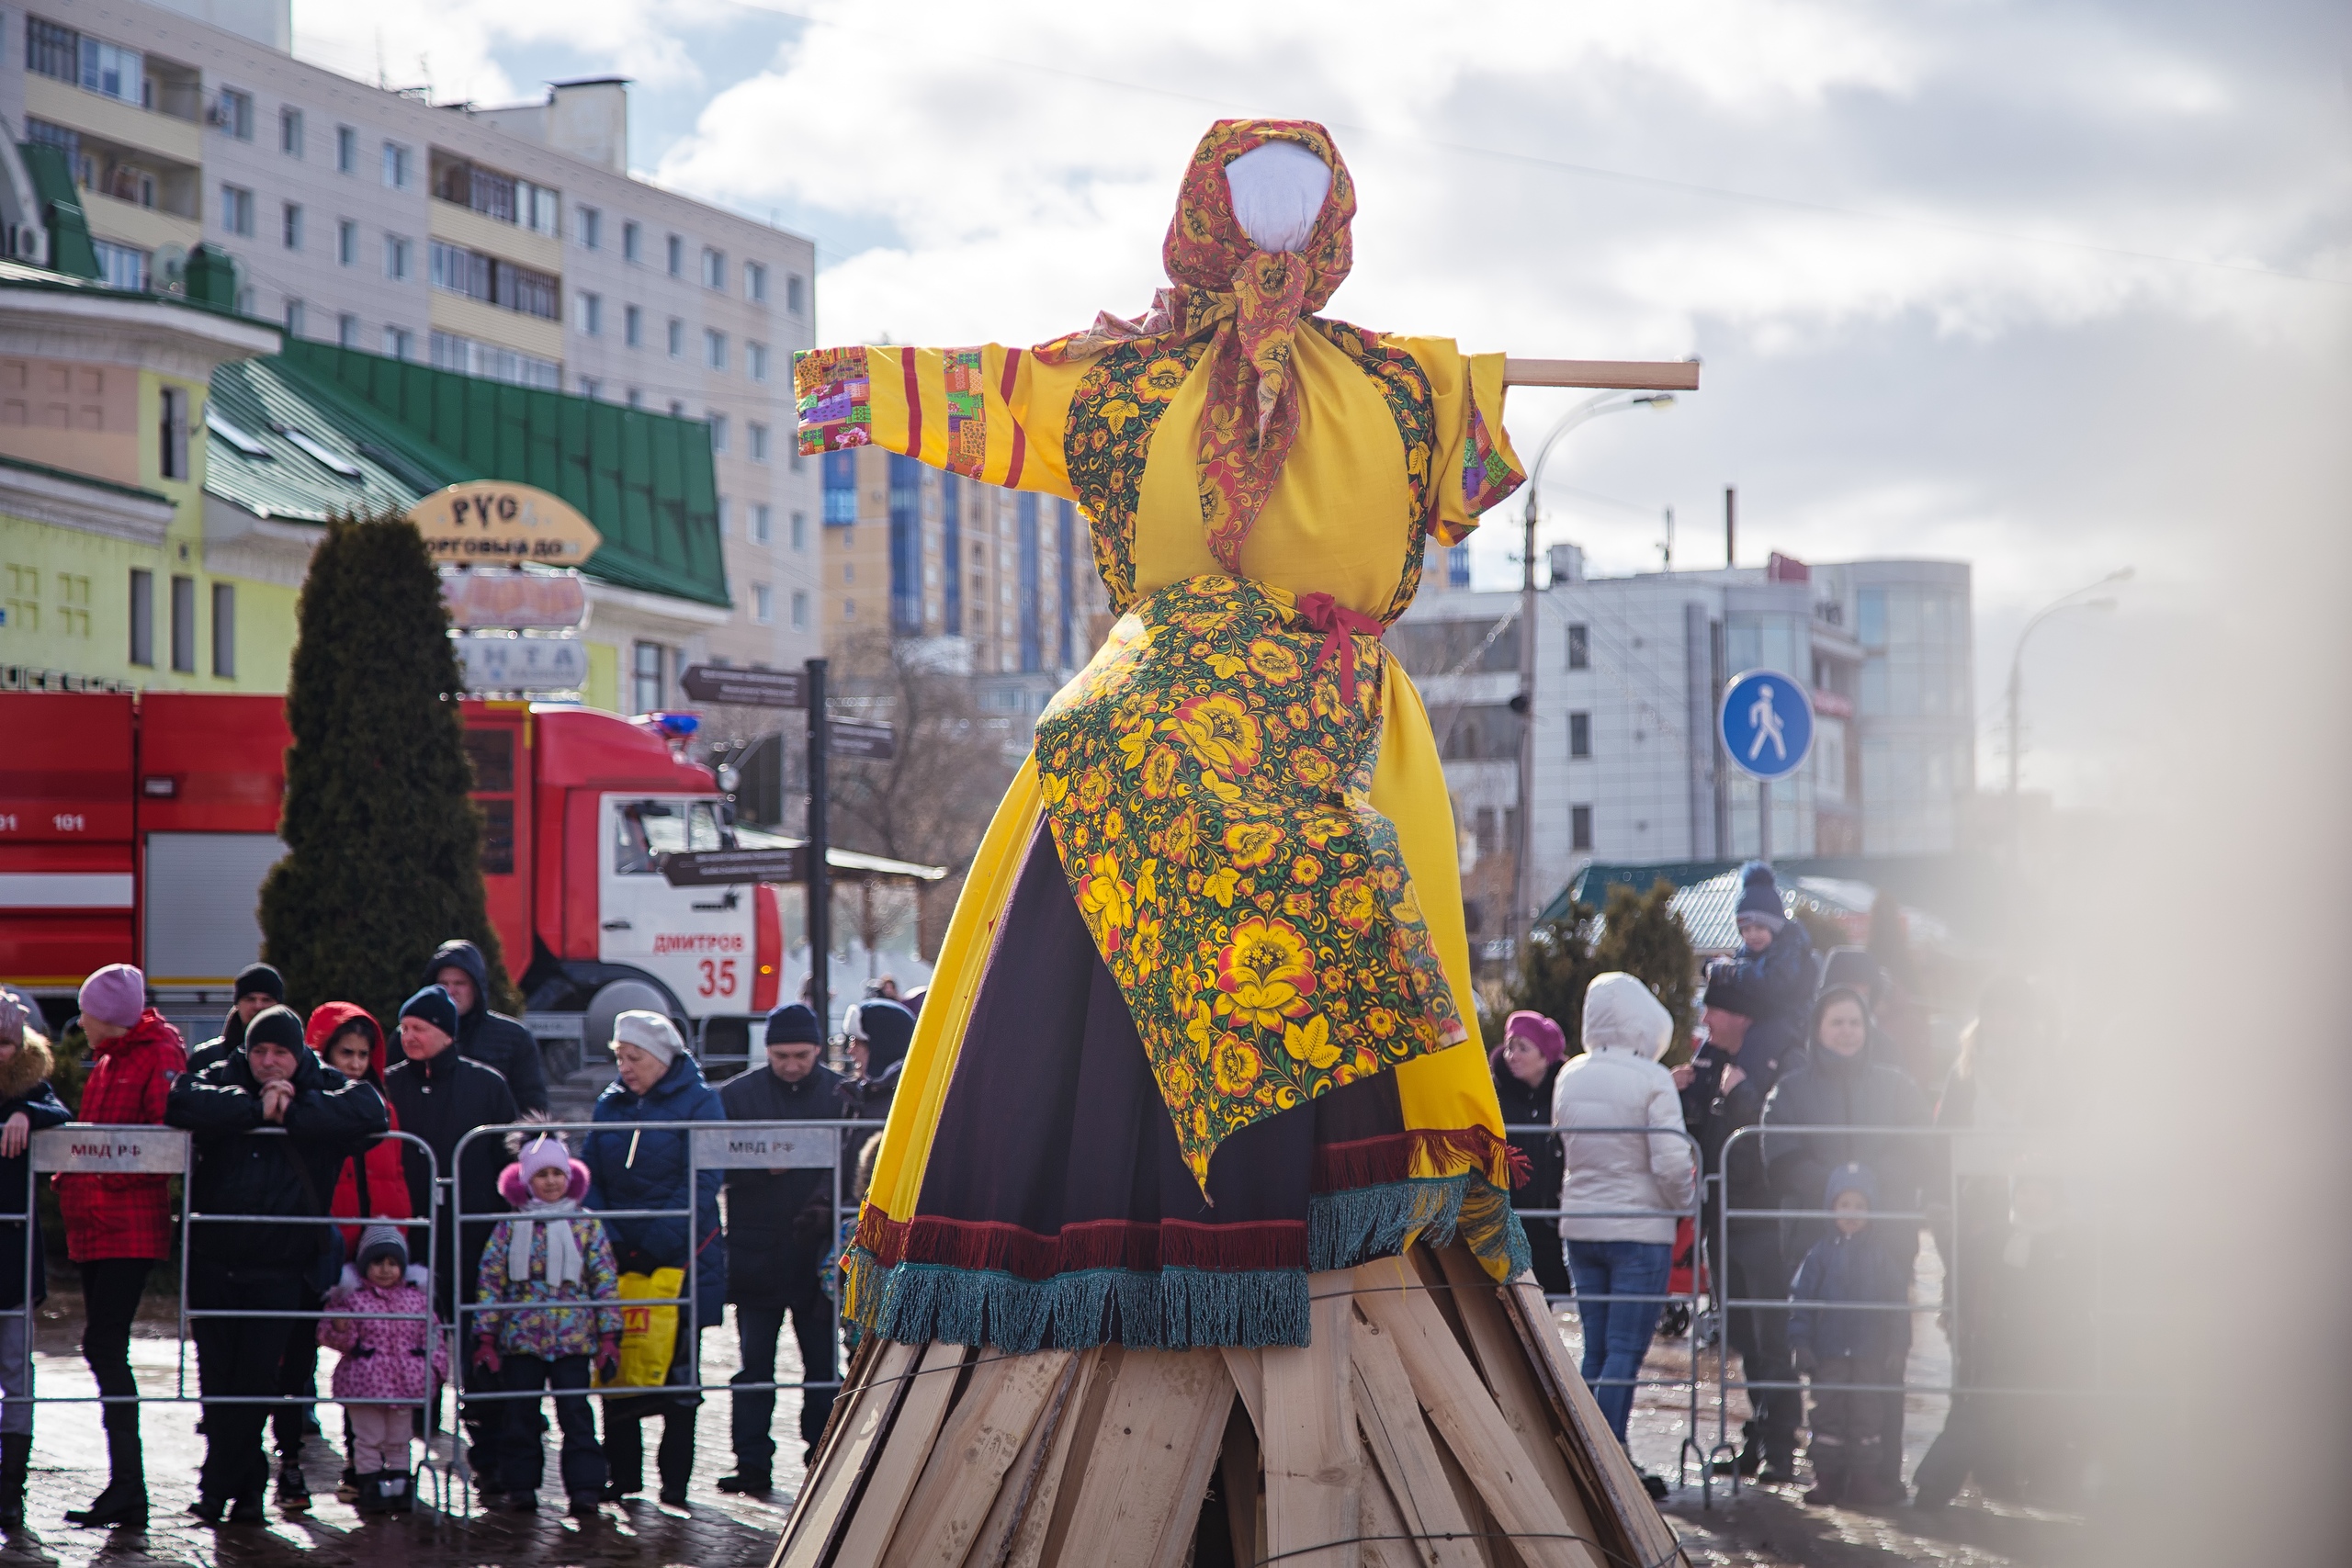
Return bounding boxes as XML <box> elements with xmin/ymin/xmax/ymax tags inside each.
<box><xmin>828</xmin><ymin>719</ymin><xmax>897</xmax><ymax>761</ymax></box>
<box><xmin>659</xmin><ymin>846</ymin><xmax>805</xmax><ymax>886</ymax></box>
<box><xmin>679</xmin><ymin>664</ymin><xmax>807</xmax><ymax>708</ymax></box>
<box><xmin>1718</xmin><ymin>669</ymin><xmax>1815</xmax><ymax>783</ymax></box>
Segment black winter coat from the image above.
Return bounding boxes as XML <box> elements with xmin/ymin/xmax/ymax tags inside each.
<box><xmin>0</xmin><ymin>1043</ymin><xmax>69</xmax><ymax>1309</ymax></box>
<box><xmin>584</xmin><ymin>1053</ymin><xmax>728</xmax><ymax>1330</ymax></box>
<box><xmin>383</xmin><ymin>1047</ymin><xmax>518</xmax><ymax>1312</ymax></box>
<box><xmin>166</xmin><ymin>1044</ymin><xmax>388</xmax><ymax>1270</ymax></box>
<box><xmin>419</xmin><ymin>940</ymin><xmax>548</xmax><ymax>1113</ymax></box>
<box><xmin>718</xmin><ymin>1062</ymin><xmax>845</xmax><ymax>1305</ymax></box>
<box><xmin>1492</xmin><ymin>1060</ymin><xmax>1564</xmax><ymax>1211</ymax></box>
<box><xmin>1762</xmin><ymin>1046</ymin><xmax>1931</xmax><ymax>1257</ymax></box>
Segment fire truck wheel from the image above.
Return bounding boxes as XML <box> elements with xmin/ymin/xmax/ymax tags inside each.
<box><xmin>586</xmin><ymin>977</ymin><xmax>678</xmax><ymax>1058</ymax></box>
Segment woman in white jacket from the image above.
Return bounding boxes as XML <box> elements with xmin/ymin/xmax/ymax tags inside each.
<box><xmin>1552</xmin><ymin>972</ymin><xmax>1700</xmax><ymax>1451</ymax></box>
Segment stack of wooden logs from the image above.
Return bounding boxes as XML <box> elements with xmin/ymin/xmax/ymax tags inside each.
<box><xmin>772</xmin><ymin>1243</ymin><xmax>1686</xmax><ymax>1568</ymax></box>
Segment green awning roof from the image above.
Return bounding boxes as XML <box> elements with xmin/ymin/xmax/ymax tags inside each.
<box><xmin>205</xmin><ymin>342</ymin><xmax>730</xmax><ymax>609</ymax></box>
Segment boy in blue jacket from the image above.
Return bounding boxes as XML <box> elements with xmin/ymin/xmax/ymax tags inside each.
<box><xmin>1787</xmin><ymin>1163</ymin><xmax>1912</xmax><ymax>1506</ymax></box>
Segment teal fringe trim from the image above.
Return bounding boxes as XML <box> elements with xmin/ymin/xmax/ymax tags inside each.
<box><xmin>846</xmin><ymin>1173</ymin><xmax>1533</xmax><ymax>1352</ymax></box>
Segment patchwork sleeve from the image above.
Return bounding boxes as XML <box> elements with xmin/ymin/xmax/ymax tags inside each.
<box><xmin>795</xmin><ymin>344</ymin><xmax>1088</xmax><ymax>500</ymax></box>
<box><xmin>1385</xmin><ymin>337</ymin><xmax>1525</xmax><ymax>545</ymax></box>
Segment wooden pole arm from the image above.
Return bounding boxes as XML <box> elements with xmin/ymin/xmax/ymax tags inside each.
<box><xmin>1503</xmin><ymin>358</ymin><xmax>1700</xmax><ymax>391</ymax></box>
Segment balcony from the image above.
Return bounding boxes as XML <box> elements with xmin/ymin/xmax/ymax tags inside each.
<box><xmin>79</xmin><ymin>189</ymin><xmax>200</xmax><ymax>254</ymax></box>
<box><xmin>428</xmin><ymin>198</ymin><xmax>561</xmax><ymax>276</ymax></box>
<box><xmin>24</xmin><ymin>73</ymin><xmax>200</xmax><ymax>165</ymax></box>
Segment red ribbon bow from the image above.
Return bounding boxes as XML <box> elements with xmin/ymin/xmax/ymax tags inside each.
<box><xmin>1295</xmin><ymin>592</ymin><xmax>1385</xmax><ymax>705</ymax></box>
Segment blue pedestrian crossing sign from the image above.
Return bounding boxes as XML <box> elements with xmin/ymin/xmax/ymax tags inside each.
<box><xmin>1718</xmin><ymin>669</ymin><xmax>1815</xmax><ymax>783</ymax></box>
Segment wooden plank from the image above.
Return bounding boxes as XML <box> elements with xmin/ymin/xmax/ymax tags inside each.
<box><xmin>1502</xmin><ymin>358</ymin><xmax>1700</xmax><ymax>392</ymax></box>
<box><xmin>883</xmin><ymin>1349</ymin><xmax>1072</xmax><ymax>1568</ymax></box>
<box><xmin>1149</xmin><ymin>1385</ymin><xmax>1242</xmax><ymax>1568</ymax></box>
<box><xmin>1431</xmin><ymin>1249</ymin><xmax>1610</xmax><ymax>1553</ymax></box>
<box><xmin>1262</xmin><ymin>1277</ymin><xmax>1363</xmax><ymax>1568</ymax></box>
<box><xmin>831</xmin><ymin>1340</ymin><xmax>974</xmax><ymax>1566</ymax></box>
<box><xmin>1216</xmin><ymin>1395</ymin><xmax>1261</xmax><ymax>1568</ymax></box>
<box><xmin>1350</xmin><ymin>1308</ymin><xmax>1485</xmax><ymax>1568</ymax></box>
<box><xmin>777</xmin><ymin>1338</ymin><xmax>919</xmax><ymax>1568</ymax></box>
<box><xmin>1353</xmin><ymin>1267</ymin><xmax>1604</xmax><ymax>1568</ymax></box>
<box><xmin>1016</xmin><ymin>1346</ymin><xmax>1124</xmax><ymax>1568</ymax></box>
<box><xmin>968</xmin><ymin>1350</ymin><xmax>1096</xmax><ymax>1568</ymax></box>
<box><xmin>1220</xmin><ymin>1344</ymin><xmax>1265</xmax><ymax>1434</ymax></box>
<box><xmin>1050</xmin><ymin>1350</ymin><xmax>1235</xmax><ymax>1568</ymax></box>
<box><xmin>1430</xmin><ymin>1419</ymin><xmax>1507</xmax><ymax>1568</ymax></box>
<box><xmin>1359</xmin><ymin>1461</ymin><xmax>1424</xmax><ymax>1568</ymax></box>
<box><xmin>1502</xmin><ymin>1279</ymin><xmax>1687</xmax><ymax>1568</ymax></box>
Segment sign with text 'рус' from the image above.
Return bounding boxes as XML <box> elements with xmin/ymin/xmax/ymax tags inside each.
<box><xmin>410</xmin><ymin>482</ymin><xmax>602</xmax><ymax>567</ymax></box>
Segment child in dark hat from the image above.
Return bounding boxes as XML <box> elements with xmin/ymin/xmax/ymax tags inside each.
<box><xmin>318</xmin><ymin>1226</ymin><xmax>443</xmax><ymax>1514</ymax></box>
<box><xmin>1787</xmin><ymin>1163</ymin><xmax>1914</xmax><ymax>1507</ymax></box>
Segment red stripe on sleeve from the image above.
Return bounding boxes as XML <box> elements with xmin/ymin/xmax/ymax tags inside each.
<box><xmin>1000</xmin><ymin>347</ymin><xmax>1026</xmax><ymax>488</ymax></box>
<box><xmin>899</xmin><ymin>348</ymin><xmax>922</xmax><ymax>457</ymax></box>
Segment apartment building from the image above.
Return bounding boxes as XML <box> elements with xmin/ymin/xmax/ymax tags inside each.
<box><xmin>1396</xmin><ymin>551</ymin><xmax>1973</xmax><ymax>933</ymax></box>
<box><xmin>1</xmin><ymin>0</ymin><xmax>820</xmax><ymax>681</ymax></box>
<box><xmin>821</xmin><ymin>445</ymin><xmax>1113</xmax><ymax>722</ymax></box>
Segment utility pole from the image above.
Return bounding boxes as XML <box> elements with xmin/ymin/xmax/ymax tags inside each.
<box><xmin>1517</xmin><ymin>482</ymin><xmax>1539</xmax><ymax>951</ymax></box>
<box><xmin>1661</xmin><ymin>505</ymin><xmax>1674</xmax><ymax>572</ymax></box>
<box><xmin>1724</xmin><ymin>486</ymin><xmax>1736</xmax><ymax>568</ymax></box>
<box><xmin>804</xmin><ymin>655</ymin><xmax>831</xmax><ymax>1040</ymax></box>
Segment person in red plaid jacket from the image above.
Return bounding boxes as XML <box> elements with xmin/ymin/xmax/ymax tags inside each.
<box><xmin>54</xmin><ymin>964</ymin><xmax>186</xmax><ymax>1531</ymax></box>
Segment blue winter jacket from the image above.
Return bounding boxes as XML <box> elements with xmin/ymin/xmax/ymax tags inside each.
<box><xmin>1703</xmin><ymin>920</ymin><xmax>1815</xmax><ymax>1081</ymax></box>
<box><xmin>583</xmin><ymin>1052</ymin><xmax>728</xmax><ymax>1330</ymax></box>
<box><xmin>1786</xmin><ymin>1228</ymin><xmax>1912</xmax><ymax>1365</ymax></box>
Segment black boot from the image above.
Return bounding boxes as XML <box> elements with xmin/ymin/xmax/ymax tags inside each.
<box><xmin>276</xmin><ymin>1452</ymin><xmax>311</xmax><ymax>1512</ymax></box>
<box><xmin>64</xmin><ymin>1423</ymin><xmax>147</xmax><ymax>1529</ymax></box>
<box><xmin>0</xmin><ymin>1431</ymin><xmax>31</xmax><ymax>1528</ymax></box>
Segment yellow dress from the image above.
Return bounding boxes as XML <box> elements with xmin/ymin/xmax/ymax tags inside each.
<box><xmin>798</xmin><ymin>317</ymin><xmax>1529</xmax><ymax>1352</ymax></box>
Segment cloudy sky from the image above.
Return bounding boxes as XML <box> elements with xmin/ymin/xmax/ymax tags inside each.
<box><xmin>291</xmin><ymin>0</ymin><xmax>2350</xmax><ymax>812</ymax></box>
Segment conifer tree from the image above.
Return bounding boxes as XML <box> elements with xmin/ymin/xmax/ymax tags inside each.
<box><xmin>1497</xmin><ymin>900</ymin><xmax>1600</xmax><ymax>1053</ymax></box>
<box><xmin>1592</xmin><ymin>878</ymin><xmax>1699</xmax><ymax>1060</ymax></box>
<box><xmin>258</xmin><ymin>513</ymin><xmax>514</xmax><ymax>1021</ymax></box>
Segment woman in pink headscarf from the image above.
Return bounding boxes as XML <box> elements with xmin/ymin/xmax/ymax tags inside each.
<box><xmin>1493</xmin><ymin>1010</ymin><xmax>1572</xmax><ymax>1295</ymax></box>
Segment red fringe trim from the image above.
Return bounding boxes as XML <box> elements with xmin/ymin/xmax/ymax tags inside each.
<box><xmin>854</xmin><ymin>1206</ymin><xmax>1307</xmax><ymax>1281</ymax></box>
<box><xmin>1310</xmin><ymin>1126</ymin><xmax>1525</xmax><ymax>1192</ymax></box>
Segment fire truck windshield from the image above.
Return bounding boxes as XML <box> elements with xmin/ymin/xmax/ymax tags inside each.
<box><xmin>614</xmin><ymin>798</ymin><xmax>728</xmax><ymax>874</ymax></box>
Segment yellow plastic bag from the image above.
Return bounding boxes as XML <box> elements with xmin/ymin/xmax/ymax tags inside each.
<box><xmin>595</xmin><ymin>1268</ymin><xmax>683</xmax><ymax>1388</ymax></box>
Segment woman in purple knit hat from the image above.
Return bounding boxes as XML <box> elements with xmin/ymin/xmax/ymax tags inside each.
<box><xmin>1492</xmin><ymin>1010</ymin><xmax>1572</xmax><ymax>1296</ymax></box>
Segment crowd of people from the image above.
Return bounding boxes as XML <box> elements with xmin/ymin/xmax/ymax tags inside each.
<box><xmin>0</xmin><ymin>954</ymin><xmax>914</xmax><ymax>1529</ymax></box>
<box><xmin>1491</xmin><ymin>861</ymin><xmax>2086</xmax><ymax>1511</ymax></box>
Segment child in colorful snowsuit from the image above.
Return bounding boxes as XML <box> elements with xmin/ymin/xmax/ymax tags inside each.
<box><xmin>474</xmin><ymin>1135</ymin><xmax>621</xmax><ymax>1517</ymax></box>
<box><xmin>1787</xmin><ymin>1163</ymin><xmax>1914</xmax><ymax>1507</ymax></box>
<box><xmin>318</xmin><ymin>1225</ymin><xmax>446</xmax><ymax>1514</ymax></box>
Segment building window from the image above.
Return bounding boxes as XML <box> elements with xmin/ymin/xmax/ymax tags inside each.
<box><xmin>631</xmin><ymin>641</ymin><xmax>663</xmax><ymax>713</ymax></box>
<box><xmin>746</xmin><ymin>342</ymin><xmax>768</xmax><ymax>383</ymax></box>
<box><xmin>338</xmin><ymin>313</ymin><xmax>360</xmax><ymax>348</ymax></box>
<box><xmin>281</xmin><ymin>202</ymin><xmax>302</xmax><ymax>249</ymax></box>
<box><xmin>429</xmin><ymin>332</ymin><xmax>560</xmax><ymax>389</ymax></box>
<box><xmin>216</xmin><ymin>89</ymin><xmax>254</xmax><ymax>140</ymax></box>
<box><xmin>702</xmin><ymin>247</ymin><xmax>725</xmax><ymax>289</ymax></box>
<box><xmin>1568</xmin><ymin>711</ymin><xmax>1591</xmax><ymax>759</ymax></box>
<box><xmin>337</xmin><ymin>219</ymin><xmax>357</xmax><ymax>265</ymax></box>
<box><xmin>26</xmin><ymin>19</ymin><xmax>83</xmax><ymax>86</ymax></box>
<box><xmin>428</xmin><ymin>242</ymin><xmax>558</xmax><ymax>319</ymax></box>
<box><xmin>705</xmin><ymin>329</ymin><xmax>727</xmax><ymax>370</ymax></box>
<box><xmin>708</xmin><ymin>413</ymin><xmax>729</xmax><ymax>452</ymax></box>
<box><xmin>748</xmin><ymin>422</ymin><xmax>769</xmax><ymax>462</ymax></box>
<box><xmin>387</xmin><ymin>235</ymin><xmax>414</xmax><ymax>280</ymax></box>
<box><xmin>91</xmin><ymin>240</ymin><xmax>145</xmax><ymax>291</ymax></box>
<box><xmin>788</xmin><ymin>446</ymin><xmax>805</xmax><ymax>474</ymax></box>
<box><xmin>667</xmin><ymin>318</ymin><xmax>684</xmax><ymax>358</ymax></box>
<box><xmin>129</xmin><ymin>569</ymin><xmax>154</xmax><ymax>666</ymax></box>
<box><xmin>284</xmin><ymin>299</ymin><xmax>305</xmax><ymax>336</ymax></box>
<box><xmin>220</xmin><ymin>184</ymin><xmax>254</xmax><ymax>236</ymax></box>
<box><xmin>668</xmin><ymin>400</ymin><xmax>685</xmax><ymax>417</ymax></box>
<box><xmin>279</xmin><ymin>107</ymin><xmax>303</xmax><ymax>157</ymax></box>
<box><xmin>383</xmin><ymin>325</ymin><xmax>413</xmax><ymax>360</ymax></box>
<box><xmin>1446</xmin><ymin>543</ymin><xmax>1470</xmax><ymax>589</ymax></box>
<box><xmin>717</xmin><ymin>498</ymin><xmax>732</xmax><ymax>536</ymax></box>
<box><xmin>158</xmin><ymin>388</ymin><xmax>189</xmax><ymax>479</ymax></box>
<box><xmin>624</xmin><ymin>305</ymin><xmax>642</xmax><ymax>347</ymax></box>
<box><xmin>623</xmin><ymin>220</ymin><xmax>641</xmax><ymax>263</ymax></box>
<box><xmin>336</xmin><ymin>125</ymin><xmax>356</xmax><ymax>173</ymax></box>
<box><xmin>744</xmin><ymin>260</ymin><xmax>767</xmax><ymax>303</ymax></box>
<box><xmin>579</xmin><ymin>291</ymin><xmax>602</xmax><ymax>335</ymax></box>
<box><xmin>823</xmin><ymin>450</ymin><xmax>858</xmax><ymax>524</ymax></box>
<box><xmin>666</xmin><ymin>233</ymin><xmax>683</xmax><ymax>276</ymax></box>
<box><xmin>1571</xmin><ymin>805</ymin><xmax>1594</xmax><ymax>852</ymax></box>
<box><xmin>170</xmin><ymin>575</ymin><xmax>198</xmax><ymax>673</ymax></box>
<box><xmin>1856</xmin><ymin>588</ymin><xmax>1886</xmax><ymax>648</ymax></box>
<box><xmin>751</xmin><ymin>503</ymin><xmax>772</xmax><ymax>544</ymax></box>
<box><xmin>210</xmin><ymin>582</ymin><xmax>236</xmax><ymax>676</ymax></box>
<box><xmin>753</xmin><ymin>583</ymin><xmax>773</xmax><ymax>624</ymax></box>
<box><xmin>790</xmin><ymin>511</ymin><xmax>808</xmax><ymax>551</ymax></box>
<box><xmin>1566</xmin><ymin>623</ymin><xmax>1589</xmax><ymax>670</ymax></box>
<box><xmin>791</xmin><ymin>590</ymin><xmax>808</xmax><ymax>630</ymax></box>
<box><xmin>786</xmin><ymin>274</ymin><xmax>806</xmax><ymax>314</ymax></box>
<box><xmin>382</xmin><ymin>141</ymin><xmax>412</xmax><ymax>188</ymax></box>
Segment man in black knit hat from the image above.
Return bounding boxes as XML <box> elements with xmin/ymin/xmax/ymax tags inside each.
<box><xmin>187</xmin><ymin>963</ymin><xmax>288</xmax><ymax>1077</ymax></box>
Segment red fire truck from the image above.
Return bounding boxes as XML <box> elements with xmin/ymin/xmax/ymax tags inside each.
<box><xmin>0</xmin><ymin>692</ymin><xmax>784</xmax><ymax>1060</ymax></box>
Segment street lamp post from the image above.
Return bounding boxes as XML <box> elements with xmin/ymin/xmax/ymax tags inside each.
<box><xmin>1510</xmin><ymin>391</ymin><xmax>1675</xmax><ymax>951</ymax></box>
<box><xmin>2004</xmin><ymin>568</ymin><xmax>2131</xmax><ymax>851</ymax></box>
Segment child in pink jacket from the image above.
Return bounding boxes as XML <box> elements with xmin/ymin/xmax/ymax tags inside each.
<box><xmin>319</xmin><ymin>1225</ymin><xmax>445</xmax><ymax>1513</ymax></box>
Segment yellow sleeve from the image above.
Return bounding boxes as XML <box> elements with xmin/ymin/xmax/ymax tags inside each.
<box><xmin>794</xmin><ymin>344</ymin><xmax>1087</xmax><ymax>500</ymax></box>
<box><xmin>1385</xmin><ymin>337</ymin><xmax>1525</xmax><ymax>546</ymax></box>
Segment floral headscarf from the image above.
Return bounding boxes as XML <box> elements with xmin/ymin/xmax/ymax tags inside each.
<box><xmin>1035</xmin><ymin>118</ymin><xmax>1356</xmax><ymax>570</ymax></box>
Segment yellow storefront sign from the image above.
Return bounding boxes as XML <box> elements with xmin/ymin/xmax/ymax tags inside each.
<box><xmin>408</xmin><ymin>482</ymin><xmax>602</xmax><ymax>566</ymax></box>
